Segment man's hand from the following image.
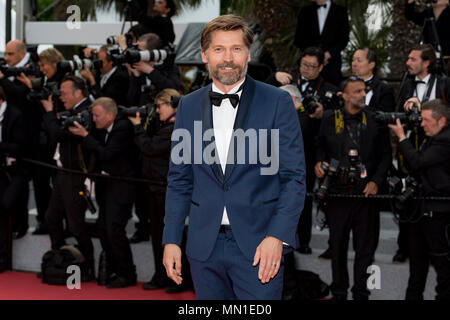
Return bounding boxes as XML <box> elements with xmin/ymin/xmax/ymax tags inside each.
<box><xmin>83</xmin><ymin>47</ymin><xmax>97</xmax><ymax>58</ymax></box>
<box><xmin>388</xmin><ymin>118</ymin><xmax>407</xmax><ymax>141</ymax></box>
<box><xmin>128</xmin><ymin>110</ymin><xmax>141</xmax><ymax>126</ymax></box>
<box><xmin>79</xmin><ymin>65</ymin><xmax>96</xmax><ymax>86</ymax></box>
<box><xmin>125</xmin><ymin>63</ymin><xmax>141</xmax><ymax>77</ymax></box>
<box><xmin>133</xmin><ymin>61</ymin><xmax>154</xmax><ymax>75</ymax></box>
<box><xmin>309</xmin><ymin>102</ymin><xmax>324</xmax><ymax>119</ymax></box>
<box><xmin>68</xmin><ymin>121</ymin><xmax>88</xmax><ymax>137</ymax></box>
<box><xmin>16</xmin><ymin>72</ymin><xmax>32</xmax><ymax>89</ymax></box>
<box><xmin>403</xmin><ymin>97</ymin><xmax>421</xmax><ymax>112</ymax></box>
<box><xmin>253</xmin><ymin>236</ymin><xmax>283</xmax><ymax>284</ymax></box>
<box><xmin>163</xmin><ymin>244</ymin><xmax>183</xmax><ymax>285</ymax></box>
<box><xmin>363</xmin><ymin>181</ymin><xmax>378</xmax><ymax>198</ymax></box>
<box><xmin>40</xmin><ymin>95</ymin><xmax>54</xmax><ymax>112</ymax></box>
<box><xmin>315</xmin><ymin>161</ymin><xmax>328</xmax><ymax>179</ymax></box>
<box><xmin>275</xmin><ymin>72</ymin><xmax>293</xmax><ymax>85</ymax></box>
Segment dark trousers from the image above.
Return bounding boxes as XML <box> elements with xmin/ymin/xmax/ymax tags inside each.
<box><xmin>134</xmin><ymin>187</ymin><xmax>150</xmax><ymax>235</ymax></box>
<box><xmin>32</xmin><ymin>144</ymin><xmax>54</xmax><ymax>223</ymax></box>
<box><xmin>406</xmin><ymin>212</ymin><xmax>450</xmax><ymax>300</ymax></box>
<box><xmin>0</xmin><ymin>173</ymin><xmax>11</xmax><ymax>269</ymax></box>
<box><xmin>188</xmin><ymin>228</ymin><xmax>284</xmax><ymax>300</ymax></box>
<box><xmin>148</xmin><ymin>187</ymin><xmax>165</xmax><ymax>280</ymax></box>
<box><xmin>96</xmin><ymin>181</ymin><xmax>136</xmax><ymax>280</ymax></box>
<box><xmin>45</xmin><ymin>173</ymin><xmax>93</xmax><ymax>262</ymax></box>
<box><xmin>297</xmin><ymin>158</ymin><xmax>316</xmax><ymax>247</ymax></box>
<box><xmin>326</xmin><ymin>198</ymin><xmax>379</xmax><ymax>298</ymax></box>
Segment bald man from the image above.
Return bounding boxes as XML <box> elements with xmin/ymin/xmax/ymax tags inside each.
<box><xmin>0</xmin><ymin>40</ymin><xmax>43</xmax><ymax>239</ymax></box>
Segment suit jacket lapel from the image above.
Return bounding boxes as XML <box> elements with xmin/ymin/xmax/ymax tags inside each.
<box><xmin>201</xmin><ymin>84</ymin><xmax>224</xmax><ymax>183</ymax></box>
<box><xmin>223</xmin><ymin>76</ymin><xmax>255</xmax><ymax>183</ymax></box>
<box><xmin>321</xmin><ymin>2</ymin><xmax>334</xmax><ymax>38</ymax></box>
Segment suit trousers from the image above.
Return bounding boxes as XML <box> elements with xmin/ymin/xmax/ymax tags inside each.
<box><xmin>326</xmin><ymin>197</ymin><xmax>379</xmax><ymax>298</ymax></box>
<box><xmin>148</xmin><ymin>187</ymin><xmax>165</xmax><ymax>280</ymax></box>
<box><xmin>188</xmin><ymin>227</ymin><xmax>284</xmax><ymax>300</ymax></box>
<box><xmin>406</xmin><ymin>211</ymin><xmax>450</xmax><ymax>300</ymax></box>
<box><xmin>45</xmin><ymin>173</ymin><xmax>93</xmax><ymax>262</ymax></box>
<box><xmin>96</xmin><ymin>180</ymin><xmax>136</xmax><ymax>280</ymax></box>
<box><xmin>297</xmin><ymin>154</ymin><xmax>316</xmax><ymax>247</ymax></box>
<box><xmin>0</xmin><ymin>172</ymin><xmax>11</xmax><ymax>268</ymax></box>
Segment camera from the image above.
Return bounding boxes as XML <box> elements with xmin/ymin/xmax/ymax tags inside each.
<box><xmin>119</xmin><ymin>103</ymin><xmax>155</xmax><ymax>119</ymax></box>
<box><xmin>316</xmin><ymin>158</ymin><xmax>340</xmax><ymax>200</ymax></box>
<box><xmin>397</xmin><ymin>176</ymin><xmax>420</xmax><ymax>203</ymax></box>
<box><xmin>27</xmin><ymin>79</ymin><xmax>60</xmax><ymax>101</ymax></box>
<box><xmin>57</xmin><ymin>55</ymin><xmax>103</xmax><ymax>74</ymax></box>
<box><xmin>374</xmin><ymin>111</ymin><xmax>422</xmax><ymax>126</ymax></box>
<box><xmin>59</xmin><ymin>109</ymin><xmax>91</xmax><ymax>130</ymax></box>
<box><xmin>301</xmin><ymin>93</ymin><xmax>320</xmax><ymax>114</ymax></box>
<box><xmin>338</xmin><ymin>149</ymin><xmax>367</xmax><ymax>185</ymax></box>
<box><xmin>124</xmin><ymin>48</ymin><xmax>173</xmax><ymax>65</ymax></box>
<box><xmin>323</xmin><ymin>91</ymin><xmax>344</xmax><ymax>109</ymax></box>
<box><xmin>0</xmin><ymin>63</ymin><xmax>41</xmax><ymax>78</ymax></box>
<box><xmin>107</xmin><ymin>33</ymin><xmax>134</xmax><ymax>48</ymax></box>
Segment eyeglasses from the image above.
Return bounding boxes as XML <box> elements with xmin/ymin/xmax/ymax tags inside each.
<box><xmin>155</xmin><ymin>102</ymin><xmax>170</xmax><ymax>108</ymax></box>
<box><xmin>300</xmin><ymin>63</ymin><xmax>320</xmax><ymax>70</ymax></box>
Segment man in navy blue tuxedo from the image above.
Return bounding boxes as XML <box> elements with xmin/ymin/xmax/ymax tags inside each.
<box><xmin>162</xmin><ymin>15</ymin><xmax>306</xmax><ymax>300</ymax></box>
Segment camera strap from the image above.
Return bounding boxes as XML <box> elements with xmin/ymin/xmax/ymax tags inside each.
<box><xmin>77</xmin><ymin>144</ymin><xmax>88</xmax><ymax>174</ymax></box>
<box><xmin>416</xmin><ymin>74</ymin><xmax>436</xmax><ymax>103</ymax></box>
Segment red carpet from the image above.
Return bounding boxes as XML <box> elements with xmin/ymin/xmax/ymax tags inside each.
<box><xmin>0</xmin><ymin>271</ymin><xmax>196</xmax><ymax>300</ymax></box>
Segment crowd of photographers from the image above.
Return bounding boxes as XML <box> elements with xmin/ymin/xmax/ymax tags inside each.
<box><xmin>0</xmin><ymin>0</ymin><xmax>449</xmax><ymax>301</ymax></box>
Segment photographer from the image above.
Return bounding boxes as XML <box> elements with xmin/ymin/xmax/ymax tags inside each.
<box><xmin>405</xmin><ymin>0</ymin><xmax>450</xmax><ymax>65</ymax></box>
<box><xmin>315</xmin><ymin>76</ymin><xmax>392</xmax><ymax>300</ymax></box>
<box><xmin>129</xmin><ymin>0</ymin><xmax>176</xmax><ymax>48</ymax></box>
<box><xmin>0</xmin><ymin>40</ymin><xmax>38</xmax><ymax>238</ymax></box>
<box><xmin>69</xmin><ymin>97</ymin><xmax>139</xmax><ymax>289</ymax></box>
<box><xmin>40</xmin><ymin>75</ymin><xmax>95</xmax><ymax>280</ymax></box>
<box><xmin>267</xmin><ymin>47</ymin><xmax>338</xmax><ymax>255</ymax></box>
<box><xmin>80</xmin><ymin>45</ymin><xmax>130</xmax><ymax>106</ymax></box>
<box><xmin>126</xmin><ymin>32</ymin><xmax>180</xmax><ymax>107</ymax></box>
<box><xmin>0</xmin><ymin>86</ymin><xmax>27</xmax><ymax>272</ymax></box>
<box><xmin>352</xmin><ymin>47</ymin><xmax>396</xmax><ymax>113</ymax></box>
<box><xmin>389</xmin><ymin>99</ymin><xmax>450</xmax><ymax>300</ymax></box>
<box><xmin>127</xmin><ymin>88</ymin><xmax>182</xmax><ymax>291</ymax></box>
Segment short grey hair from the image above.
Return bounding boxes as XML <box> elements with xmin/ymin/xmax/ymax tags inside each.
<box><xmin>280</xmin><ymin>84</ymin><xmax>301</xmax><ymax>105</ymax></box>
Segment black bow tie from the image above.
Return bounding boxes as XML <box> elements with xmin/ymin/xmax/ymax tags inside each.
<box><xmin>415</xmin><ymin>80</ymin><xmax>426</xmax><ymax>85</ymax></box>
<box><xmin>316</xmin><ymin>3</ymin><xmax>327</xmax><ymax>9</ymax></box>
<box><xmin>209</xmin><ymin>83</ymin><xmax>244</xmax><ymax>108</ymax></box>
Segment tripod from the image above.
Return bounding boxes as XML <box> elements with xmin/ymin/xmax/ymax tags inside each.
<box><xmin>121</xmin><ymin>0</ymin><xmax>135</xmax><ymax>35</ymax></box>
<box><xmin>419</xmin><ymin>0</ymin><xmax>448</xmax><ymax>76</ymax></box>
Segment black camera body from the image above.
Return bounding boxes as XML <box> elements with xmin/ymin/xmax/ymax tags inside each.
<box><xmin>316</xmin><ymin>158</ymin><xmax>340</xmax><ymax>200</ymax></box>
<box><xmin>106</xmin><ymin>33</ymin><xmax>134</xmax><ymax>48</ymax></box>
<box><xmin>302</xmin><ymin>93</ymin><xmax>320</xmax><ymax>114</ymax></box>
<box><xmin>119</xmin><ymin>103</ymin><xmax>155</xmax><ymax>119</ymax></box>
<box><xmin>27</xmin><ymin>80</ymin><xmax>60</xmax><ymax>101</ymax></box>
<box><xmin>323</xmin><ymin>91</ymin><xmax>344</xmax><ymax>109</ymax></box>
<box><xmin>59</xmin><ymin>109</ymin><xmax>91</xmax><ymax>130</ymax></box>
<box><xmin>375</xmin><ymin>111</ymin><xmax>422</xmax><ymax>126</ymax></box>
<box><xmin>58</xmin><ymin>55</ymin><xmax>103</xmax><ymax>74</ymax></box>
<box><xmin>0</xmin><ymin>63</ymin><xmax>41</xmax><ymax>78</ymax></box>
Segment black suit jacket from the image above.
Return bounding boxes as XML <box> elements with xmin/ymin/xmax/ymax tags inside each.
<box><xmin>316</xmin><ymin>108</ymin><xmax>392</xmax><ymax>189</ymax></box>
<box><xmin>42</xmin><ymin>99</ymin><xmax>92</xmax><ymax>172</ymax></box>
<box><xmin>294</xmin><ymin>2</ymin><xmax>349</xmax><ymax>68</ymax></box>
<box><xmin>0</xmin><ymin>102</ymin><xmax>28</xmax><ymax>210</ymax></box>
<box><xmin>397</xmin><ymin>74</ymin><xmax>450</xmax><ymax>111</ymax></box>
<box><xmin>366</xmin><ymin>77</ymin><xmax>396</xmax><ymax>112</ymax></box>
<box><xmin>90</xmin><ymin>67</ymin><xmax>130</xmax><ymax>106</ymax></box>
<box><xmin>398</xmin><ymin>125</ymin><xmax>450</xmax><ymax>212</ymax></box>
<box><xmin>83</xmin><ymin>117</ymin><xmax>138</xmax><ymax>204</ymax></box>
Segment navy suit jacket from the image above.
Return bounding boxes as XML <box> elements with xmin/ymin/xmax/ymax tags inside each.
<box><xmin>162</xmin><ymin>76</ymin><xmax>306</xmax><ymax>262</ymax></box>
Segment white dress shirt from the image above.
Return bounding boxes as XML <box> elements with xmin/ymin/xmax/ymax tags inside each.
<box><xmin>0</xmin><ymin>101</ymin><xmax>7</xmax><ymax>142</ymax></box>
<box><xmin>365</xmin><ymin>75</ymin><xmax>374</xmax><ymax>106</ymax></box>
<box><xmin>211</xmin><ymin>79</ymin><xmax>245</xmax><ymax>226</ymax></box>
<box><xmin>317</xmin><ymin>0</ymin><xmax>331</xmax><ymax>35</ymax></box>
<box><xmin>414</xmin><ymin>74</ymin><xmax>437</xmax><ymax>102</ymax></box>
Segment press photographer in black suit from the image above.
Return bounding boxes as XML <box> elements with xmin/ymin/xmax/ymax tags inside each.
<box><xmin>126</xmin><ymin>32</ymin><xmax>180</xmax><ymax>107</ymax></box>
<box><xmin>267</xmin><ymin>47</ymin><xmax>338</xmax><ymax>255</ymax></box>
<box><xmin>405</xmin><ymin>0</ymin><xmax>450</xmax><ymax>66</ymax></box>
<box><xmin>315</xmin><ymin>77</ymin><xmax>392</xmax><ymax>300</ymax></box>
<box><xmin>69</xmin><ymin>97</ymin><xmax>139</xmax><ymax>289</ymax></box>
<box><xmin>40</xmin><ymin>75</ymin><xmax>95</xmax><ymax>279</ymax></box>
<box><xmin>294</xmin><ymin>0</ymin><xmax>350</xmax><ymax>86</ymax></box>
<box><xmin>128</xmin><ymin>88</ymin><xmax>178</xmax><ymax>291</ymax></box>
<box><xmin>80</xmin><ymin>45</ymin><xmax>130</xmax><ymax>107</ymax></box>
<box><xmin>389</xmin><ymin>99</ymin><xmax>450</xmax><ymax>301</ymax></box>
<box><xmin>0</xmin><ymin>86</ymin><xmax>27</xmax><ymax>272</ymax></box>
